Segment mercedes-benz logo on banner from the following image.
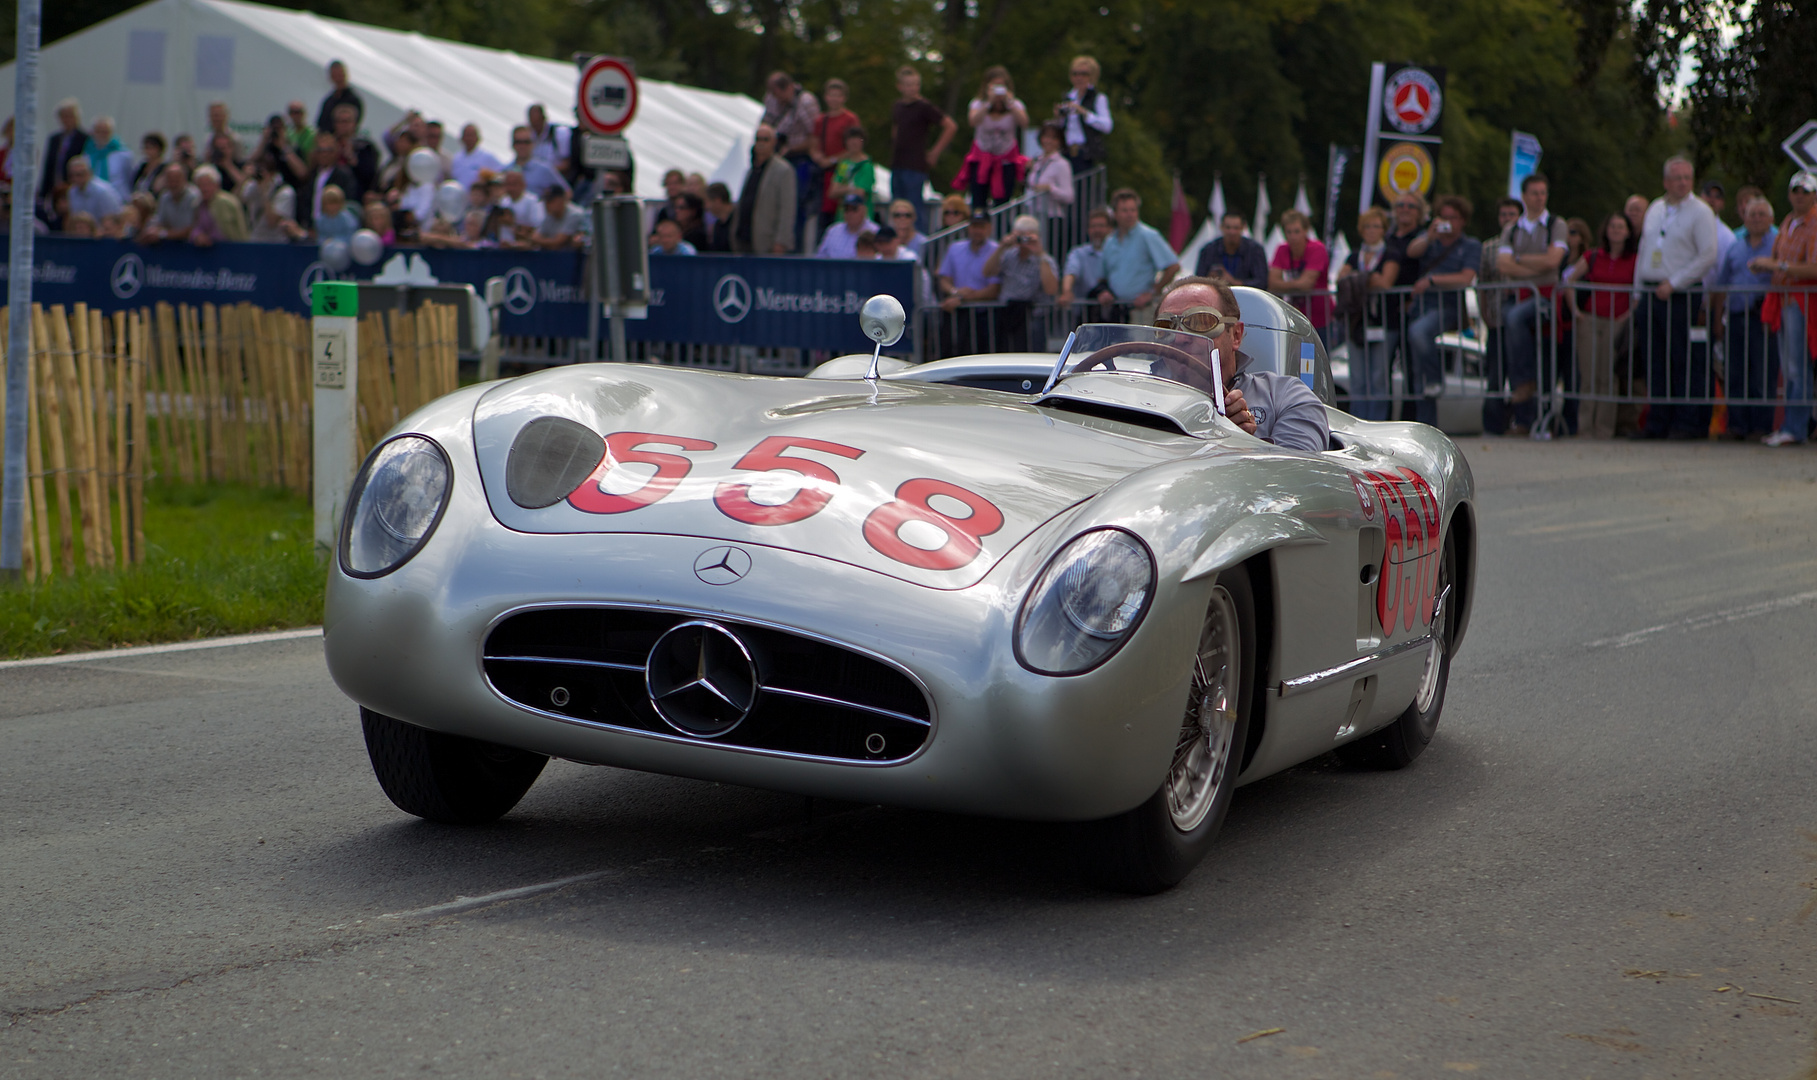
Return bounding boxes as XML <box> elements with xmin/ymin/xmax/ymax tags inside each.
<box><xmin>645</xmin><ymin>620</ymin><xmax>759</xmax><ymax>737</ymax></box>
<box><xmin>1385</xmin><ymin>66</ymin><xmax>1442</xmax><ymax>134</ymax></box>
<box><xmin>110</xmin><ymin>254</ymin><xmax>144</xmax><ymax>299</ymax></box>
<box><xmin>713</xmin><ymin>274</ymin><xmax>752</xmax><ymax>323</ymax></box>
<box><xmin>298</xmin><ymin>262</ymin><xmax>332</xmax><ymax>306</ymax></box>
<box><xmin>502</xmin><ymin>267</ymin><xmax>537</xmax><ymax>315</ymax></box>
<box><xmin>693</xmin><ymin>545</ymin><xmax>752</xmax><ymax>585</ymax></box>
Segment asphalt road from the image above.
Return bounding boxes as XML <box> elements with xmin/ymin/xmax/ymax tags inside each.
<box><xmin>4</xmin><ymin>439</ymin><xmax>1815</xmax><ymax>1079</ymax></box>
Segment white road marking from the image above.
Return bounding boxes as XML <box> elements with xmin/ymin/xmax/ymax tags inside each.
<box><xmin>1586</xmin><ymin>590</ymin><xmax>1817</xmax><ymax>649</ymax></box>
<box><xmin>0</xmin><ymin>627</ymin><xmax>323</xmax><ymax>669</ymax></box>
<box><xmin>371</xmin><ymin>871</ymin><xmax>616</xmax><ymax>922</ymax></box>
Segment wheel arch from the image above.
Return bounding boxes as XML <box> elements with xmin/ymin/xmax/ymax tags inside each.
<box><xmin>1238</xmin><ymin>552</ymin><xmax>1274</xmax><ymax>773</ymax></box>
<box><xmin>1445</xmin><ymin>499</ymin><xmax>1477</xmax><ymax>656</ymax></box>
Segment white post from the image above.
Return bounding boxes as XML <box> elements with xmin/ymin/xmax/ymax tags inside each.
<box><xmin>311</xmin><ymin>281</ymin><xmax>360</xmax><ymax>558</ymax></box>
<box><xmin>2</xmin><ymin>0</ymin><xmax>41</xmax><ymax>578</ymax></box>
<box><xmin>1358</xmin><ymin>62</ymin><xmax>1386</xmax><ymax>212</ymax></box>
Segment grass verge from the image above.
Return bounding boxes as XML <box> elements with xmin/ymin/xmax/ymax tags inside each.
<box><xmin>1</xmin><ymin>483</ymin><xmax>323</xmax><ymax>659</ymax></box>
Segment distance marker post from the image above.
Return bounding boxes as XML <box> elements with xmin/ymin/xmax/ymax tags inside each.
<box><xmin>311</xmin><ymin>281</ymin><xmax>359</xmax><ymax>557</ymax></box>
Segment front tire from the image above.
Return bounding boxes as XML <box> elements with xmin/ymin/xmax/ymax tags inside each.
<box><xmin>1336</xmin><ymin>538</ymin><xmax>1456</xmax><ymax>770</ymax></box>
<box><xmin>1077</xmin><ymin>567</ymin><xmax>1256</xmax><ymax>894</ymax></box>
<box><xmin>361</xmin><ymin>708</ymin><xmax>548</xmax><ymax>824</ymax></box>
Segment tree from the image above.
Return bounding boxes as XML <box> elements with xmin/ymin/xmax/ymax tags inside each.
<box><xmin>1680</xmin><ymin>0</ymin><xmax>1817</xmax><ymax>197</ymax></box>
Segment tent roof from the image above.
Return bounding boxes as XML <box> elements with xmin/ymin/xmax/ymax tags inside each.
<box><xmin>0</xmin><ymin>0</ymin><xmax>766</xmax><ymax>199</ymax></box>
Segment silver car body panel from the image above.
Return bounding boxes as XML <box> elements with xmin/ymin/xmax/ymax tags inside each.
<box><xmin>326</xmin><ymin>289</ymin><xmax>1477</xmax><ymax>822</ymax></box>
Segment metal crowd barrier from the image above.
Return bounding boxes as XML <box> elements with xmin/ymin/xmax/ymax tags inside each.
<box><xmin>918</xmin><ymin>166</ymin><xmax>1109</xmax><ymax>293</ymax></box>
<box><xmin>1312</xmin><ymin>278</ymin><xmax>1816</xmax><ymax>439</ymax></box>
<box><xmin>912</xmin><ymin>277</ymin><xmax>1816</xmax><ymax>441</ymax></box>
<box><xmin>1524</xmin><ymin>280</ymin><xmax>1817</xmax><ymax>439</ymax></box>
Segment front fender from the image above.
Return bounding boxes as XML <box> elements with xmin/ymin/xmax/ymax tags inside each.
<box><xmin>1183</xmin><ymin>513</ymin><xmax>1328</xmax><ymax>582</ymax></box>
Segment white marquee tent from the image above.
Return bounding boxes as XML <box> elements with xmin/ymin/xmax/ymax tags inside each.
<box><xmin>0</xmin><ymin>0</ymin><xmax>769</xmax><ymax>200</ymax></box>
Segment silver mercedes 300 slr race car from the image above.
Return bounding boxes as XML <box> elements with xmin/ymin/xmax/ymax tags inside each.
<box><xmin>325</xmin><ymin>286</ymin><xmax>1477</xmax><ymax>893</ymax></box>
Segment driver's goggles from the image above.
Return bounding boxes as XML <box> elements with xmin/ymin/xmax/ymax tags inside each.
<box><xmin>1153</xmin><ymin>307</ymin><xmax>1234</xmax><ymax>338</ymax></box>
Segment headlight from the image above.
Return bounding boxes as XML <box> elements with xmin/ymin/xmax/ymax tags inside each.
<box><xmin>1015</xmin><ymin>528</ymin><xmax>1155</xmax><ymax>675</ymax></box>
<box><xmin>340</xmin><ymin>435</ymin><xmax>452</xmax><ymax>578</ymax></box>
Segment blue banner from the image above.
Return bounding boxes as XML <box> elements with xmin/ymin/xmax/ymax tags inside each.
<box><xmin>4</xmin><ymin>239</ymin><xmax>915</xmax><ymax>353</ymax></box>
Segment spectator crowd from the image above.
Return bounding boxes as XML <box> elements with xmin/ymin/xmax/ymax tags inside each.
<box><xmin>5</xmin><ymin>54</ymin><xmax>1816</xmax><ymax>445</ymax></box>
<box><xmin>1321</xmin><ymin>161</ymin><xmax>1817</xmax><ymax>444</ymax></box>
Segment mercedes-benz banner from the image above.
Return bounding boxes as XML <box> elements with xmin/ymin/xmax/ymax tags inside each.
<box><xmin>6</xmin><ymin>240</ymin><xmax>917</xmax><ymax>354</ymax></box>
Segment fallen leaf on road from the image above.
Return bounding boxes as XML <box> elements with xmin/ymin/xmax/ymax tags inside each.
<box><xmin>1236</xmin><ymin>1028</ymin><xmax>1284</xmax><ymax>1044</ymax></box>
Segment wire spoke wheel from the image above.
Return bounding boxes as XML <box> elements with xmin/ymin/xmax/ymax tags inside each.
<box><xmin>1336</xmin><ymin>536</ymin><xmax>1455</xmax><ymax>770</ymax></box>
<box><xmin>1076</xmin><ymin>567</ymin><xmax>1254</xmax><ymax>894</ymax></box>
<box><xmin>1165</xmin><ymin>584</ymin><xmax>1241</xmax><ymax>833</ymax></box>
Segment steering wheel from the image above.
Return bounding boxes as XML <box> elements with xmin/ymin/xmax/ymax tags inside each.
<box><xmin>1067</xmin><ymin>340</ymin><xmax>1221</xmax><ymax>394</ymax></box>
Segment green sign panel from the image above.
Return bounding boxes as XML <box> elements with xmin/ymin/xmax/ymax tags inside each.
<box><xmin>311</xmin><ymin>280</ymin><xmax>359</xmax><ymax>317</ymax></box>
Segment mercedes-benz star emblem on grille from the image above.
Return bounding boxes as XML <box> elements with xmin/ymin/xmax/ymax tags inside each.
<box><xmin>693</xmin><ymin>545</ymin><xmax>751</xmax><ymax>585</ymax></box>
<box><xmin>645</xmin><ymin>621</ymin><xmax>759</xmax><ymax>738</ymax></box>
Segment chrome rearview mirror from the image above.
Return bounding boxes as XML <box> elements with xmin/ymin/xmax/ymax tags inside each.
<box><xmin>859</xmin><ymin>294</ymin><xmax>906</xmax><ymax>381</ymax></box>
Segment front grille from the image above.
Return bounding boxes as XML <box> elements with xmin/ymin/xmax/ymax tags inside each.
<box><xmin>483</xmin><ymin>607</ymin><xmax>933</xmax><ymax>763</ymax></box>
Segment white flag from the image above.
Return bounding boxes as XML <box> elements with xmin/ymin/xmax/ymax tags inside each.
<box><xmin>1180</xmin><ymin>174</ymin><xmax>1227</xmax><ymax>274</ymax></box>
<box><xmin>1293</xmin><ymin>178</ymin><xmax>1317</xmax><ymax>241</ymax></box>
<box><xmin>1329</xmin><ymin>231</ymin><xmax>1352</xmax><ymax>276</ymax></box>
<box><xmin>1254</xmin><ymin>175</ymin><xmax>1272</xmax><ymax>239</ymax></box>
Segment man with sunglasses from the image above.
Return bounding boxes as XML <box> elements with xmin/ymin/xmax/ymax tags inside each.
<box><xmin>1154</xmin><ymin>278</ymin><xmax>1330</xmax><ymax>453</ymax></box>
<box><xmin>735</xmin><ymin>125</ymin><xmax>797</xmax><ymax>255</ymax></box>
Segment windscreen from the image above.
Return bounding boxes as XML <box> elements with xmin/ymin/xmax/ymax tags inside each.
<box><xmin>1057</xmin><ymin>323</ymin><xmax>1225</xmax><ymax>398</ymax></box>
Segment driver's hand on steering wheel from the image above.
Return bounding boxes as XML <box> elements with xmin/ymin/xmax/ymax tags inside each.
<box><xmin>1225</xmin><ymin>386</ymin><xmax>1257</xmax><ymax>436</ymax></box>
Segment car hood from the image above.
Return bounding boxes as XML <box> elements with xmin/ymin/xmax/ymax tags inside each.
<box><xmin>471</xmin><ymin>365</ymin><xmax>1202</xmax><ymax>589</ymax></box>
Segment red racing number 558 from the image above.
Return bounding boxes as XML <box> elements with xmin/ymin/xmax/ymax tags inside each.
<box><xmin>565</xmin><ymin>431</ymin><xmax>1006</xmax><ymax>572</ymax></box>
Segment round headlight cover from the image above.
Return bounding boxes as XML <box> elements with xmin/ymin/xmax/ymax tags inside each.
<box><xmin>1015</xmin><ymin>528</ymin><xmax>1156</xmax><ymax>675</ymax></box>
<box><xmin>340</xmin><ymin>435</ymin><xmax>452</xmax><ymax>577</ymax></box>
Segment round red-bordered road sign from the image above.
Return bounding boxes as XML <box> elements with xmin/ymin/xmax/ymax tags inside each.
<box><xmin>578</xmin><ymin>56</ymin><xmax>639</xmax><ymax>135</ymax></box>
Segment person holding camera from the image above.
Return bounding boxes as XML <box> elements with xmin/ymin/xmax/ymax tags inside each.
<box><xmin>1056</xmin><ymin>56</ymin><xmax>1112</xmax><ymax>171</ymax></box>
<box><xmin>956</xmin><ymin>67</ymin><xmax>1028</xmax><ymax>211</ymax></box>
<box><xmin>253</xmin><ymin>114</ymin><xmax>302</xmax><ymax>192</ymax></box>
<box><xmin>982</xmin><ymin>214</ymin><xmax>1059</xmax><ymax>352</ymax></box>
<box><xmin>1403</xmin><ymin>194</ymin><xmax>1481</xmax><ymax>427</ymax></box>
<box><xmin>205</xmin><ymin>129</ymin><xmax>246</xmax><ymax>192</ymax></box>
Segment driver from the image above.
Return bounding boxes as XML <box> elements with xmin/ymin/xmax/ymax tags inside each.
<box><xmin>1154</xmin><ymin>277</ymin><xmax>1330</xmax><ymax>452</ymax></box>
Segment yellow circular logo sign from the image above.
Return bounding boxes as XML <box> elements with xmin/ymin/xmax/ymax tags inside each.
<box><xmin>1378</xmin><ymin>142</ymin><xmax>1435</xmax><ymax>200</ymax></box>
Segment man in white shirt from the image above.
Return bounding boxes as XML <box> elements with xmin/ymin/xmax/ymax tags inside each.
<box><xmin>497</xmin><ymin>169</ymin><xmax>545</xmax><ymax>231</ymax></box>
<box><xmin>1633</xmin><ymin>155</ymin><xmax>1723</xmax><ymax>439</ymax></box>
<box><xmin>450</xmin><ymin>124</ymin><xmax>502</xmax><ymax>187</ymax></box>
<box><xmin>526</xmin><ymin>105</ymin><xmax>572</xmax><ymax>182</ymax></box>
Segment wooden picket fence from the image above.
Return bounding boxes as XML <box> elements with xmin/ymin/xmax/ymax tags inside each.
<box><xmin>1</xmin><ymin>299</ymin><xmax>460</xmax><ymax>582</ymax></box>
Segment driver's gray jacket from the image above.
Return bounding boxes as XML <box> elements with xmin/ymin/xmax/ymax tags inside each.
<box><xmin>1233</xmin><ymin>370</ymin><xmax>1329</xmax><ymax>453</ymax></box>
